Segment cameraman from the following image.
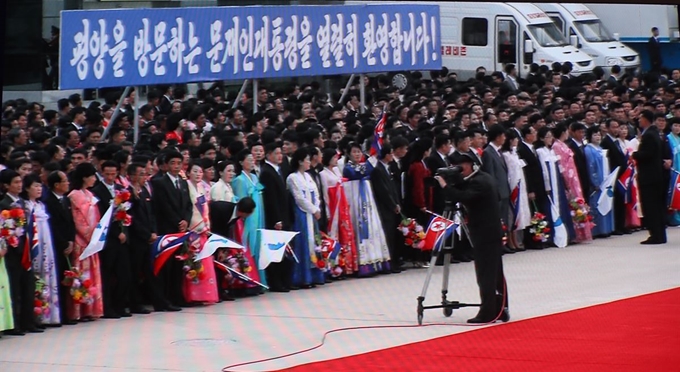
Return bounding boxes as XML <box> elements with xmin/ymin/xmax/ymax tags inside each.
<box><xmin>434</xmin><ymin>152</ymin><xmax>509</xmax><ymax>323</ymax></box>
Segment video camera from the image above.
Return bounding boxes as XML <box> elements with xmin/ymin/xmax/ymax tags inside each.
<box><xmin>436</xmin><ymin>165</ymin><xmax>464</xmax><ymax>186</ymax></box>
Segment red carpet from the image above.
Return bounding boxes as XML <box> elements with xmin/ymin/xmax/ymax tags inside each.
<box><xmin>285</xmin><ymin>288</ymin><xmax>680</xmax><ymax>372</ymax></box>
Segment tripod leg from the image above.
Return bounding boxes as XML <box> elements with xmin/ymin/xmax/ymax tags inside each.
<box><xmin>417</xmin><ymin>250</ymin><xmax>441</xmax><ymax>324</ymax></box>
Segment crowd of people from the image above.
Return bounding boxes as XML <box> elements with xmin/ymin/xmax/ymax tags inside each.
<box><xmin>0</xmin><ymin>62</ymin><xmax>679</xmax><ymax>336</ymax></box>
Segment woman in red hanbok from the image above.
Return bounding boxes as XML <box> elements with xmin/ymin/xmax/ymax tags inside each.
<box><xmin>184</xmin><ymin>162</ymin><xmax>219</xmax><ymax>304</ymax></box>
<box><xmin>319</xmin><ymin>149</ymin><xmax>358</xmax><ymax>276</ymax></box>
<box><xmin>67</xmin><ymin>163</ymin><xmax>104</xmax><ymax>321</ymax></box>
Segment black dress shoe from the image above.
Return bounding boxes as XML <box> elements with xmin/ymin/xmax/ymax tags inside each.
<box><xmin>45</xmin><ymin>323</ymin><xmax>62</xmax><ymax>328</ymax></box>
<box><xmin>623</xmin><ymin>229</ymin><xmax>632</xmax><ymax>235</ymax></box>
<box><xmin>289</xmin><ymin>286</ymin><xmax>300</xmax><ymax>290</ymax></box>
<box><xmin>611</xmin><ymin>230</ymin><xmax>624</xmax><ymax>236</ymax></box>
<box><xmin>499</xmin><ymin>309</ymin><xmax>510</xmax><ymax>323</ymax></box>
<box><xmin>502</xmin><ymin>246</ymin><xmax>515</xmax><ymax>254</ymax></box>
<box><xmin>120</xmin><ymin>311</ymin><xmax>132</xmax><ymax>317</ymax></box>
<box><xmin>103</xmin><ymin>311</ymin><xmax>121</xmax><ymax>319</ymax></box>
<box><xmin>36</xmin><ymin>324</ymin><xmax>47</xmax><ymax>329</ymax></box>
<box><xmin>130</xmin><ymin>307</ymin><xmax>151</xmax><ymax>314</ymax></box>
<box><xmin>466</xmin><ymin>317</ymin><xmax>494</xmax><ymax>324</ymax></box>
<box><xmin>391</xmin><ymin>268</ymin><xmax>403</xmax><ymax>274</ymax></box>
<box><xmin>269</xmin><ymin>287</ymin><xmax>290</xmax><ymax>293</ymax></box>
<box><xmin>62</xmin><ymin>320</ymin><xmax>78</xmax><ymax>325</ymax></box>
<box><xmin>641</xmin><ymin>239</ymin><xmax>664</xmax><ymax>245</ymax></box>
<box><xmin>25</xmin><ymin>327</ymin><xmax>44</xmax><ymax>333</ymax></box>
<box><xmin>5</xmin><ymin>329</ymin><xmax>25</xmax><ymax>336</ymax></box>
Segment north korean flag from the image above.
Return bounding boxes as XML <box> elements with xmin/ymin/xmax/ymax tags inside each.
<box><xmin>668</xmin><ymin>171</ymin><xmax>680</xmax><ymax>211</ymax></box>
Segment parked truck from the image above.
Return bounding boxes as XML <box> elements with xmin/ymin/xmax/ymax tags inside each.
<box><xmin>587</xmin><ymin>4</ymin><xmax>679</xmax><ymax>71</ymax></box>
<box><xmin>536</xmin><ymin>3</ymin><xmax>640</xmax><ymax>74</ymax></box>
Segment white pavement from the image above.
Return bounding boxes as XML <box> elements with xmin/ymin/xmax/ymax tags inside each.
<box><xmin>1</xmin><ymin>229</ymin><xmax>679</xmax><ymax>372</ymax></box>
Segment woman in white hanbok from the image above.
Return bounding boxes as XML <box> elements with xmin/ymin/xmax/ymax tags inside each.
<box><xmin>287</xmin><ymin>148</ymin><xmax>325</xmax><ymax>287</ymax></box>
<box><xmin>341</xmin><ymin>143</ymin><xmax>391</xmax><ymax>276</ymax></box>
<box><xmin>22</xmin><ymin>175</ymin><xmax>60</xmax><ymax>325</ymax></box>
<box><xmin>501</xmin><ymin>131</ymin><xmax>531</xmax><ymax>250</ymax></box>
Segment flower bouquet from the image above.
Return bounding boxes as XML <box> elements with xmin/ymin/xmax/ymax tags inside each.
<box><xmin>34</xmin><ymin>276</ymin><xmax>50</xmax><ymax>321</ymax></box>
<box><xmin>313</xmin><ymin>233</ymin><xmax>331</xmax><ymax>272</ymax></box>
<box><xmin>223</xmin><ymin>250</ymin><xmax>251</xmax><ymax>283</ymax></box>
<box><xmin>177</xmin><ymin>234</ymin><xmax>205</xmax><ymax>283</ymax></box>
<box><xmin>528</xmin><ymin>211</ymin><xmax>551</xmax><ymax>243</ymax></box>
<box><xmin>62</xmin><ymin>260</ymin><xmax>94</xmax><ymax>305</ymax></box>
<box><xmin>398</xmin><ymin>217</ymin><xmax>426</xmax><ymax>249</ymax></box>
<box><xmin>569</xmin><ymin>197</ymin><xmax>595</xmax><ymax>229</ymax></box>
<box><xmin>113</xmin><ymin>189</ymin><xmax>132</xmax><ymax>228</ymax></box>
<box><xmin>0</xmin><ymin>206</ymin><xmax>27</xmax><ymax>248</ymax></box>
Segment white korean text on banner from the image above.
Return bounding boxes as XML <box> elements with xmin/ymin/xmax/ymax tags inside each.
<box><xmin>59</xmin><ymin>5</ymin><xmax>441</xmax><ymax>89</ymax></box>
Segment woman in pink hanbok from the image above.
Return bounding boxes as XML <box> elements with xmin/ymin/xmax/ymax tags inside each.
<box><xmin>552</xmin><ymin>125</ymin><xmax>593</xmax><ymax>243</ymax></box>
<box><xmin>184</xmin><ymin>162</ymin><xmax>219</xmax><ymax>304</ymax></box>
<box><xmin>67</xmin><ymin>163</ymin><xmax>104</xmax><ymax>321</ymax></box>
<box><xmin>319</xmin><ymin>149</ymin><xmax>358</xmax><ymax>276</ymax></box>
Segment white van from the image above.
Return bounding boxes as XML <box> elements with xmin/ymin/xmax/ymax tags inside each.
<box><xmin>536</xmin><ymin>3</ymin><xmax>640</xmax><ymax>74</ymax></box>
<box><xmin>346</xmin><ymin>2</ymin><xmax>595</xmax><ymax>79</ymax></box>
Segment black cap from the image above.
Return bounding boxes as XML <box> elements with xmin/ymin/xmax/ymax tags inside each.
<box><xmin>450</xmin><ymin>152</ymin><xmax>475</xmax><ymax>165</ymax></box>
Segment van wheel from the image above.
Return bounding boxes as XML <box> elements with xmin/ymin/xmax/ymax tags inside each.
<box><xmin>389</xmin><ymin>71</ymin><xmax>411</xmax><ymax>91</ymax></box>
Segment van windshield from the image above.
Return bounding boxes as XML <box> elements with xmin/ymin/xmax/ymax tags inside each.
<box><xmin>574</xmin><ymin>20</ymin><xmax>616</xmax><ymax>42</ymax></box>
<box><xmin>528</xmin><ymin>23</ymin><xmax>569</xmax><ymax>47</ymax></box>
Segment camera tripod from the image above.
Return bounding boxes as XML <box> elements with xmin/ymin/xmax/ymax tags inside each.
<box><xmin>416</xmin><ymin>202</ymin><xmax>480</xmax><ymax>325</ymax></box>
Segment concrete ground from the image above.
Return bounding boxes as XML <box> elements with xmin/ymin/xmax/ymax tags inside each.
<box><xmin>1</xmin><ymin>228</ymin><xmax>678</xmax><ymax>372</ymax></box>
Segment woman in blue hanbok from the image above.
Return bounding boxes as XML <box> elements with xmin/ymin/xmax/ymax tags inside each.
<box><xmin>342</xmin><ymin>142</ymin><xmax>391</xmax><ymax>276</ymax></box>
<box><xmin>535</xmin><ymin>128</ymin><xmax>575</xmax><ymax>246</ymax></box>
<box><xmin>584</xmin><ymin>126</ymin><xmax>615</xmax><ymax>237</ymax></box>
<box><xmin>287</xmin><ymin>148</ymin><xmax>325</xmax><ymax>287</ymax></box>
<box><xmin>232</xmin><ymin>149</ymin><xmax>266</xmax><ymax>286</ymax></box>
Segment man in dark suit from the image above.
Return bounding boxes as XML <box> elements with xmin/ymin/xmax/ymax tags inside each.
<box><xmin>517</xmin><ymin>125</ymin><xmax>550</xmax><ymax>249</ymax></box>
<box><xmin>633</xmin><ymin>110</ymin><xmax>667</xmax><ymax>244</ymax></box>
<box><xmin>370</xmin><ymin>144</ymin><xmax>402</xmax><ymax>273</ymax></box>
<box><xmin>151</xmin><ymin>151</ymin><xmax>193</xmax><ymax>306</ymax></box>
<box><xmin>209</xmin><ymin>198</ymin><xmax>256</xmax><ymax>239</ymax></box>
<box><xmin>259</xmin><ymin>143</ymin><xmax>294</xmax><ymax>292</ymax></box>
<box><xmin>567</xmin><ymin>122</ymin><xmax>591</xmax><ymax>196</ymax></box>
<box><xmin>426</xmin><ymin>134</ymin><xmax>452</xmax><ymax>215</ymax></box>
<box><xmin>44</xmin><ymin>171</ymin><xmax>78</xmax><ymax>325</ymax></box>
<box><xmin>648</xmin><ymin>27</ymin><xmax>663</xmax><ymax>72</ymax></box>
<box><xmin>126</xmin><ymin>163</ymin><xmax>179</xmax><ymax>312</ymax></box>
<box><xmin>601</xmin><ymin>119</ymin><xmax>629</xmax><ymax>235</ymax></box>
<box><xmin>91</xmin><ymin>160</ymin><xmax>132</xmax><ymax>318</ymax></box>
<box><xmin>436</xmin><ymin>153</ymin><xmax>509</xmax><ymax>324</ymax></box>
<box><xmin>0</xmin><ymin>170</ymin><xmax>42</xmax><ymax>334</ymax></box>
<box><xmin>389</xmin><ymin>136</ymin><xmax>411</xmax><ymax>266</ymax></box>
<box><xmin>481</xmin><ymin>125</ymin><xmax>513</xmax><ymax>254</ymax></box>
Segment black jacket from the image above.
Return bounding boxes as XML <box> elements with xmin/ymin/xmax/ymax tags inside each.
<box><xmin>444</xmin><ymin>171</ymin><xmax>503</xmax><ymax>250</ymax></box>
<box><xmin>43</xmin><ymin>191</ymin><xmax>76</xmax><ymax>254</ymax></box>
<box><xmin>260</xmin><ymin>162</ymin><xmax>291</xmax><ymax>230</ymax></box>
<box><xmin>127</xmin><ymin>186</ymin><xmax>157</xmax><ymax>244</ymax></box>
<box><xmin>151</xmin><ymin>174</ymin><xmax>193</xmax><ymax>235</ymax></box>
<box><xmin>566</xmin><ymin>138</ymin><xmax>591</xmax><ymax>195</ymax></box>
<box><xmin>633</xmin><ymin>125</ymin><xmax>665</xmax><ymax>190</ymax></box>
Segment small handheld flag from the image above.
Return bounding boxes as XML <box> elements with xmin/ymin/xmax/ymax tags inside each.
<box><xmin>79</xmin><ymin>204</ymin><xmax>113</xmax><ymax>261</ymax></box>
<box><xmin>369</xmin><ymin>109</ymin><xmax>387</xmax><ymax>157</ymax></box>
<box><xmin>214</xmin><ymin>260</ymin><xmax>269</xmax><ymax>290</ymax></box>
<box><xmin>150</xmin><ymin>232</ymin><xmax>192</xmax><ymax>275</ymax></box>
<box><xmin>194</xmin><ymin>233</ymin><xmax>244</xmax><ymax>262</ymax></box>
<box><xmin>668</xmin><ymin>169</ymin><xmax>680</xmax><ymax>211</ymax></box>
<box><xmin>258</xmin><ymin>229</ymin><xmax>299</xmax><ymax>270</ymax></box>
<box><xmin>548</xmin><ymin>196</ymin><xmax>568</xmax><ymax>248</ymax></box>
<box><xmin>422</xmin><ymin>214</ymin><xmax>456</xmax><ymax>252</ymax></box>
<box><xmin>598</xmin><ymin>166</ymin><xmax>620</xmax><ymax>216</ymax></box>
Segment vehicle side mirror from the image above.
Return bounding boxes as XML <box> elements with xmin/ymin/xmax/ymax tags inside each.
<box><xmin>570</xmin><ymin>35</ymin><xmax>579</xmax><ymax>48</ymax></box>
<box><xmin>613</xmin><ymin>32</ymin><xmax>620</xmax><ymax>41</ymax></box>
<box><xmin>524</xmin><ymin>39</ymin><xmax>535</xmax><ymax>54</ymax></box>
